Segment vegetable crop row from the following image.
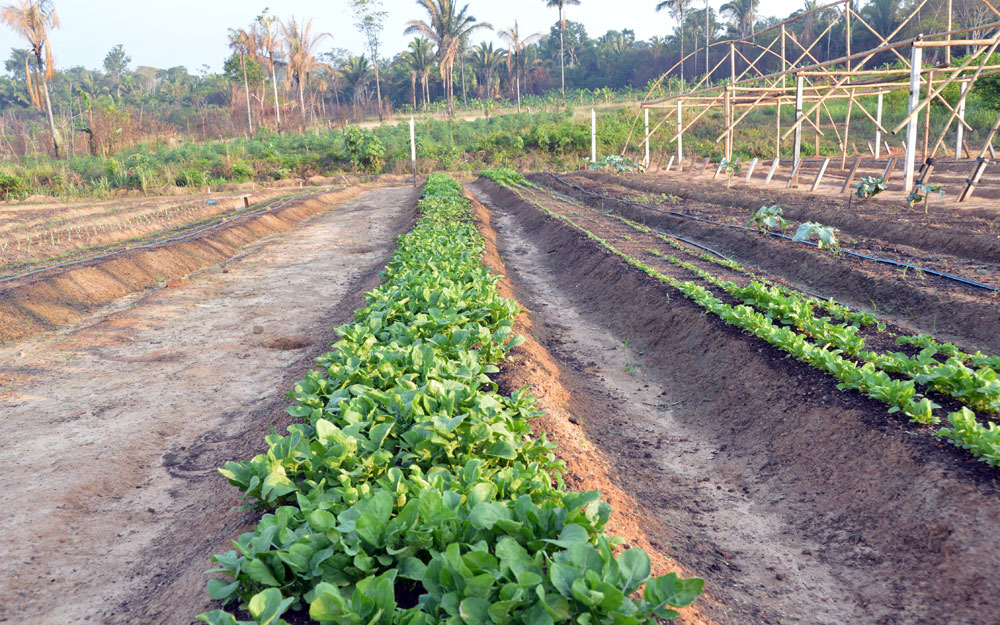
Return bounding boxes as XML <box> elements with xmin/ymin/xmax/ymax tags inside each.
<box><xmin>495</xmin><ymin>179</ymin><xmax>1000</xmax><ymax>469</ymax></box>
<box><xmin>196</xmin><ymin>174</ymin><xmax>703</xmax><ymax>625</ymax></box>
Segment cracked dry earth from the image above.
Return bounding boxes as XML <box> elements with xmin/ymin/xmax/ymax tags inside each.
<box><xmin>0</xmin><ymin>186</ymin><xmax>416</xmax><ymax>625</ymax></box>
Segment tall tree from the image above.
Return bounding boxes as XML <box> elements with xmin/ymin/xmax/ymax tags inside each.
<box><xmin>469</xmin><ymin>41</ymin><xmax>503</xmax><ymax>99</ymax></box>
<box><xmin>545</xmin><ymin>0</ymin><xmax>580</xmax><ymax>97</ymax></box>
<box><xmin>655</xmin><ymin>0</ymin><xmax>686</xmax><ymax>83</ymax></box>
<box><xmin>257</xmin><ymin>10</ymin><xmax>283</xmax><ymax>131</ymax></box>
<box><xmin>404</xmin><ymin>0</ymin><xmax>490</xmax><ymax>115</ymax></box>
<box><xmin>351</xmin><ymin>0</ymin><xmax>387</xmax><ymax>121</ymax></box>
<box><xmin>1</xmin><ymin>0</ymin><xmax>60</xmax><ymax>156</ymax></box>
<box><xmin>498</xmin><ymin>21</ymin><xmax>541</xmax><ymax>113</ymax></box>
<box><xmin>403</xmin><ymin>37</ymin><xmax>434</xmax><ymax>110</ymax></box>
<box><xmin>227</xmin><ymin>28</ymin><xmax>254</xmax><ymax>133</ymax></box>
<box><xmin>103</xmin><ymin>44</ymin><xmax>130</xmax><ymax>97</ymax></box>
<box><xmin>280</xmin><ymin>16</ymin><xmax>331</xmax><ymax>130</ymax></box>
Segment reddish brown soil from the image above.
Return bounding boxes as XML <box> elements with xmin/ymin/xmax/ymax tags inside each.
<box><xmin>468</xmin><ymin>190</ymin><xmax>709</xmax><ymax>624</ymax></box>
<box><xmin>538</xmin><ymin>172</ymin><xmax>1000</xmax><ymax>355</ymax></box>
<box><xmin>471</xmin><ymin>178</ymin><xmax>1000</xmax><ymax>625</ymax></box>
<box><xmin>0</xmin><ymin>187</ymin><xmax>365</xmax><ymax>346</ymax></box>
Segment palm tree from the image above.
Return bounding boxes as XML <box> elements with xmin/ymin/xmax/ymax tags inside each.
<box><xmin>656</xmin><ymin>0</ymin><xmax>686</xmax><ymax>83</ymax></box>
<box><xmin>498</xmin><ymin>21</ymin><xmax>541</xmax><ymax>113</ymax></box>
<box><xmin>720</xmin><ymin>0</ymin><xmax>757</xmax><ymax>40</ymax></box>
<box><xmin>340</xmin><ymin>55</ymin><xmax>371</xmax><ymax>113</ymax></box>
<box><xmin>469</xmin><ymin>41</ymin><xmax>503</xmax><ymax>99</ymax></box>
<box><xmin>228</xmin><ymin>27</ymin><xmax>255</xmax><ymax>133</ymax></box>
<box><xmin>257</xmin><ymin>10</ymin><xmax>284</xmax><ymax>131</ymax></box>
<box><xmin>544</xmin><ymin>0</ymin><xmax>580</xmax><ymax>97</ymax></box>
<box><xmin>404</xmin><ymin>37</ymin><xmax>434</xmax><ymax>110</ymax></box>
<box><xmin>280</xmin><ymin>16</ymin><xmax>331</xmax><ymax>130</ymax></box>
<box><xmin>404</xmin><ymin>0</ymin><xmax>490</xmax><ymax>116</ymax></box>
<box><xmin>1</xmin><ymin>0</ymin><xmax>60</xmax><ymax>156</ymax></box>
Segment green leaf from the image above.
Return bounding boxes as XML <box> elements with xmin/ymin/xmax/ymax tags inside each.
<box><xmin>617</xmin><ymin>548</ymin><xmax>651</xmax><ymax>594</ymax></box>
<box><xmin>644</xmin><ymin>573</ymin><xmax>705</xmax><ymax>609</ymax></box>
<box><xmin>543</xmin><ymin>524</ymin><xmax>590</xmax><ymax>548</ymax></box>
<box><xmin>469</xmin><ymin>501</ymin><xmax>509</xmax><ymax>530</ymax></box>
<box><xmin>247</xmin><ymin>588</ymin><xmax>294</xmax><ymax>625</ymax></box>
<box><xmin>459</xmin><ymin>597</ymin><xmax>491</xmax><ymax>625</ymax></box>
<box><xmin>206</xmin><ymin>578</ymin><xmax>239</xmax><ymax>601</ymax></box>
<box><xmin>549</xmin><ymin>562</ymin><xmax>582</xmax><ymax>598</ymax></box>
<box><xmin>310</xmin><ymin>582</ymin><xmax>350</xmax><ymax>622</ymax></box>
<box><xmin>245</xmin><ymin>559</ymin><xmax>280</xmax><ymax>587</ymax></box>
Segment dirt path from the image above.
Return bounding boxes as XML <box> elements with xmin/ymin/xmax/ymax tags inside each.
<box><xmin>471</xmin><ymin>180</ymin><xmax>1000</xmax><ymax>625</ymax></box>
<box><xmin>0</xmin><ymin>186</ymin><xmax>417</xmax><ymax>625</ymax></box>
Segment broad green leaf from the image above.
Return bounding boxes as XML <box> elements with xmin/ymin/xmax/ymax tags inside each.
<box><xmin>247</xmin><ymin>588</ymin><xmax>294</xmax><ymax>625</ymax></box>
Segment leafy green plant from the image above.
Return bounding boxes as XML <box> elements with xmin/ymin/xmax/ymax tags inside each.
<box><xmin>199</xmin><ymin>174</ymin><xmax>704</xmax><ymax>624</ymax></box>
<box><xmin>719</xmin><ymin>158</ymin><xmax>741</xmax><ymax>188</ymax></box>
<box><xmin>0</xmin><ymin>172</ymin><xmax>30</xmax><ymax>200</ymax></box>
<box><xmin>747</xmin><ymin>205</ymin><xmax>790</xmax><ymax>233</ymax></box>
<box><xmin>343</xmin><ymin>126</ymin><xmax>387</xmax><ymax>174</ymax></box>
<box><xmin>855</xmin><ymin>176</ymin><xmax>887</xmax><ymax>200</ymax></box>
<box><xmin>792</xmin><ymin>222</ymin><xmax>839</xmax><ymax>250</ymax></box>
<box><xmin>588</xmin><ymin>155</ymin><xmax>646</xmax><ymax>173</ymax></box>
<box><xmin>906</xmin><ymin>183</ymin><xmax>944</xmax><ymax>213</ymax></box>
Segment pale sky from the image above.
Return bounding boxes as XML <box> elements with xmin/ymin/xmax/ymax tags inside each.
<box><xmin>0</xmin><ymin>0</ymin><xmax>794</xmax><ymax>74</ymax></box>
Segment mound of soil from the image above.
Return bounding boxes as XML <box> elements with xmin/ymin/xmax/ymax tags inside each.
<box><xmin>0</xmin><ymin>187</ymin><xmax>363</xmax><ymax>346</ymax></box>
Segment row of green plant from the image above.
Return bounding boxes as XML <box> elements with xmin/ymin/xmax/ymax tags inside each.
<box><xmin>608</xmin><ymin>201</ymin><xmax>1000</xmax><ymax>419</ymax></box>
<box><xmin>490</xmin><ymin>177</ymin><xmax>1000</xmax><ymax>468</ymax></box>
<box><xmin>197</xmin><ymin>173</ymin><xmax>703</xmax><ymax>625</ymax></box>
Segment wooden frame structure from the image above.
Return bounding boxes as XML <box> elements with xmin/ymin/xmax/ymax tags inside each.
<box><xmin>629</xmin><ymin>0</ymin><xmax>1000</xmax><ymax>201</ymax></box>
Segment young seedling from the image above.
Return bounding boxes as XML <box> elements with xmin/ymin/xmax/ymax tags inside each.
<box><xmin>851</xmin><ymin>175</ymin><xmax>887</xmax><ymax>210</ymax></box>
<box><xmin>720</xmin><ymin>158</ymin><xmax>742</xmax><ymax>188</ymax></box>
<box><xmin>792</xmin><ymin>221</ymin><xmax>839</xmax><ymax>250</ymax></box>
<box><xmin>748</xmin><ymin>205</ymin><xmax>791</xmax><ymax>233</ymax></box>
<box><xmin>906</xmin><ymin>183</ymin><xmax>944</xmax><ymax>214</ymax></box>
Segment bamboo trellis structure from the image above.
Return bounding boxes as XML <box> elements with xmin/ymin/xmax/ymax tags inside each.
<box><xmin>629</xmin><ymin>0</ymin><xmax>1000</xmax><ymax>201</ymax></box>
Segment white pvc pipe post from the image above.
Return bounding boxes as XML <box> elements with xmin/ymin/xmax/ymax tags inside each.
<box><xmin>410</xmin><ymin>117</ymin><xmax>417</xmax><ymax>187</ymax></box>
<box><xmin>904</xmin><ymin>42</ymin><xmax>923</xmax><ymax>193</ymax></box>
<box><xmin>956</xmin><ymin>82</ymin><xmax>967</xmax><ymax>158</ymax></box>
<box><xmin>676</xmin><ymin>100</ymin><xmax>683</xmax><ymax>164</ymax></box>
<box><xmin>591</xmin><ymin>109</ymin><xmax>597</xmax><ymax>163</ymax></box>
<box><xmin>793</xmin><ymin>74</ymin><xmax>804</xmax><ymax>166</ymax></box>
<box><xmin>875</xmin><ymin>92</ymin><xmax>884</xmax><ymax>160</ymax></box>
<box><xmin>644</xmin><ymin>108</ymin><xmax>650</xmax><ymax>168</ymax></box>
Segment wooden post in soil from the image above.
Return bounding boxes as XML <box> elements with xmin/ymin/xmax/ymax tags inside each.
<box><xmin>775</xmin><ymin>98</ymin><xmax>782</xmax><ymax>159</ymax></box>
<box><xmin>904</xmin><ymin>42</ymin><xmax>923</xmax><ymax>193</ymax></box>
<box><xmin>644</xmin><ymin>108</ymin><xmax>650</xmax><ymax>168</ymax></box>
<box><xmin>946</xmin><ymin>0</ymin><xmax>953</xmax><ymax>65</ymax></box>
<box><xmin>591</xmin><ymin>109</ymin><xmax>597</xmax><ymax>163</ymax></box>
<box><xmin>814</xmin><ymin>107</ymin><xmax>821</xmax><ymax>157</ymax></box>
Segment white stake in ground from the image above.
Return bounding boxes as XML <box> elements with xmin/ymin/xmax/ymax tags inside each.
<box><xmin>644</xmin><ymin>108</ymin><xmax>650</xmax><ymax>168</ymax></box>
<box><xmin>904</xmin><ymin>42</ymin><xmax>923</xmax><ymax>193</ymax></box>
<box><xmin>875</xmin><ymin>92</ymin><xmax>884</xmax><ymax>159</ymax></box>
<box><xmin>410</xmin><ymin>117</ymin><xmax>417</xmax><ymax>188</ymax></box>
<box><xmin>957</xmin><ymin>82</ymin><xmax>967</xmax><ymax>158</ymax></box>
<box><xmin>591</xmin><ymin>109</ymin><xmax>597</xmax><ymax>163</ymax></box>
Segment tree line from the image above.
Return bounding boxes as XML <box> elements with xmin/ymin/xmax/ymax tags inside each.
<box><xmin>0</xmin><ymin>0</ymin><xmax>991</xmax><ymax>159</ymax></box>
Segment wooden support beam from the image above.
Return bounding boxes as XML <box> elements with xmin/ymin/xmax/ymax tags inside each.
<box><xmin>916</xmin><ymin>157</ymin><xmax>936</xmax><ymax>186</ymax></box>
<box><xmin>882</xmin><ymin>157</ymin><xmax>897</xmax><ymax>184</ymax></box>
<box><xmin>960</xmin><ymin>158</ymin><xmax>989</xmax><ymax>202</ymax></box>
<box><xmin>786</xmin><ymin>158</ymin><xmax>803</xmax><ymax>188</ymax></box>
<box><xmin>677</xmin><ymin>101</ymin><xmax>683</xmax><ymax>164</ymax></box>
<box><xmin>957</xmin><ymin>82</ymin><xmax>967</xmax><ymax>159</ymax></box>
<box><xmin>842</xmin><ymin>94</ymin><xmax>854</xmax><ymax>169</ymax></box>
<box><xmin>745</xmin><ymin>157</ymin><xmax>759</xmax><ymax>182</ymax></box>
<box><xmin>700</xmin><ymin>157</ymin><xmax>711</xmax><ymax>174</ymax></box>
<box><xmin>794</xmin><ymin>75</ymin><xmax>803</xmax><ymax>164</ymax></box>
<box><xmin>665</xmin><ymin>155</ymin><xmax>675</xmax><ymax>172</ymax></box>
<box><xmin>811</xmin><ymin>158</ymin><xmax>831</xmax><ymax>191</ymax></box>
<box><xmin>841</xmin><ymin>156</ymin><xmax>861</xmax><ymax>192</ymax></box>
<box><xmin>874</xmin><ymin>92</ymin><xmax>884</xmax><ymax>159</ymax></box>
<box><xmin>714</xmin><ymin>159</ymin><xmax>725</xmax><ymax>179</ymax></box>
<box><xmin>764</xmin><ymin>158</ymin><xmax>780</xmax><ymax>186</ymax></box>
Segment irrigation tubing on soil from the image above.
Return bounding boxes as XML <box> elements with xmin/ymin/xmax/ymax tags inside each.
<box><xmin>546</xmin><ymin>173</ymin><xmax>1000</xmax><ymax>295</ymax></box>
<box><xmin>0</xmin><ymin>189</ymin><xmax>334</xmax><ymax>286</ymax></box>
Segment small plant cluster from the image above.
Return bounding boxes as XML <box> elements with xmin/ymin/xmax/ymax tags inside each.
<box><xmin>906</xmin><ymin>183</ymin><xmax>944</xmax><ymax>213</ymax></box>
<box><xmin>587</xmin><ymin>155</ymin><xmax>646</xmax><ymax>174</ymax></box>
<box><xmin>718</xmin><ymin>158</ymin><xmax>741</xmax><ymax>188</ymax></box>
<box><xmin>855</xmin><ymin>176</ymin><xmax>887</xmax><ymax>199</ymax></box>
<box><xmin>197</xmin><ymin>174</ymin><xmax>703</xmax><ymax>625</ymax></box>
<box><xmin>477</xmin><ymin>168</ymin><xmax>528</xmax><ymax>187</ymax></box>
<box><xmin>747</xmin><ymin>206</ymin><xmax>839</xmax><ymax>250</ymax></box>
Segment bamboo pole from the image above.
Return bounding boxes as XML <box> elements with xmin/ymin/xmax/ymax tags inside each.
<box><xmin>677</xmin><ymin>100</ymin><xmax>683</xmax><ymax>164</ymax></box>
<box><xmin>794</xmin><ymin>74</ymin><xmax>803</xmax><ymax>163</ymax></box>
<box><xmin>947</xmin><ymin>0</ymin><xmax>953</xmax><ymax>64</ymax></box>
<box><xmin>957</xmin><ymin>82</ymin><xmax>967</xmax><ymax>158</ymax></box>
<box><xmin>842</xmin><ymin>94</ymin><xmax>854</xmax><ymax>169</ymax></box>
<box><xmin>923</xmin><ymin>71</ymin><xmax>933</xmax><ymax>162</ymax></box>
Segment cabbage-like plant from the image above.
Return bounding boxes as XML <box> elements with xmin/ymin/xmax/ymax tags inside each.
<box><xmin>792</xmin><ymin>221</ymin><xmax>839</xmax><ymax>250</ymax></box>
<box><xmin>855</xmin><ymin>176</ymin><xmax>887</xmax><ymax>199</ymax></box>
<box><xmin>747</xmin><ymin>205</ymin><xmax>790</xmax><ymax>233</ymax></box>
<box><xmin>906</xmin><ymin>183</ymin><xmax>944</xmax><ymax>213</ymax></box>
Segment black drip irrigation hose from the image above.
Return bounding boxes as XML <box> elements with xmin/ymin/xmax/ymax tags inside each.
<box><xmin>0</xmin><ymin>189</ymin><xmax>334</xmax><ymax>286</ymax></box>
<box><xmin>546</xmin><ymin>173</ymin><xmax>1000</xmax><ymax>295</ymax></box>
<box><xmin>532</xmin><ymin>181</ymin><xmax>867</xmax><ymax>311</ymax></box>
